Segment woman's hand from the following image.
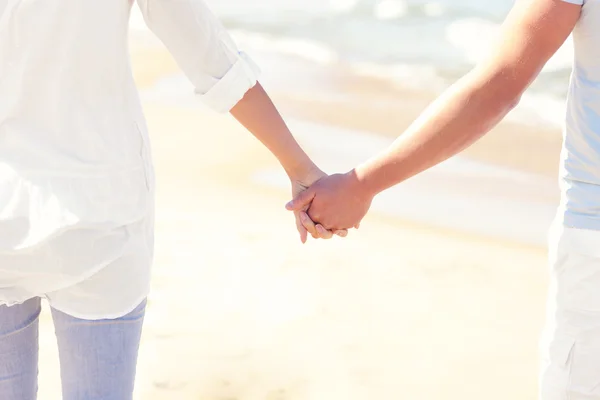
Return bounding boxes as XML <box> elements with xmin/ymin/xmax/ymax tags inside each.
<box><xmin>289</xmin><ymin>166</ymin><xmax>348</xmax><ymax>243</ymax></box>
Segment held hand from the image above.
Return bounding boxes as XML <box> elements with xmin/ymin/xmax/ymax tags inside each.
<box><xmin>290</xmin><ymin>168</ymin><xmax>348</xmax><ymax>243</ymax></box>
<box><xmin>286</xmin><ymin>170</ymin><xmax>374</xmax><ymax>232</ymax></box>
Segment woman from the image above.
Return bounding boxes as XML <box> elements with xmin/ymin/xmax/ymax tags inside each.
<box><xmin>290</xmin><ymin>0</ymin><xmax>597</xmax><ymax>398</ymax></box>
<box><xmin>0</xmin><ymin>0</ymin><xmax>344</xmax><ymax>399</ymax></box>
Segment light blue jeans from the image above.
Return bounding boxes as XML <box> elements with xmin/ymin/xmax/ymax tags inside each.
<box><xmin>0</xmin><ymin>298</ymin><xmax>146</xmax><ymax>400</ymax></box>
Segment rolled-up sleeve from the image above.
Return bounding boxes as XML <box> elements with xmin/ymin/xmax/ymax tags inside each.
<box><xmin>136</xmin><ymin>0</ymin><xmax>260</xmax><ymax>112</ymax></box>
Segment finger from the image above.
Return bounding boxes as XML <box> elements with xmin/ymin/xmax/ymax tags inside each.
<box><xmin>294</xmin><ymin>212</ymin><xmax>308</xmax><ymax>244</ymax></box>
<box><xmin>316</xmin><ymin>224</ymin><xmax>333</xmax><ymax>239</ymax></box>
<box><xmin>300</xmin><ymin>211</ymin><xmax>319</xmax><ymax>239</ymax></box>
<box><xmin>286</xmin><ymin>189</ymin><xmax>316</xmax><ymax>212</ymax></box>
<box><xmin>334</xmin><ymin>229</ymin><xmax>348</xmax><ymax>238</ymax></box>
<box><xmin>354</xmin><ymin>222</ymin><xmax>361</xmax><ymax>229</ymax></box>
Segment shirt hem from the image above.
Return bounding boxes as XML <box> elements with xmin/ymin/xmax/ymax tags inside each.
<box><xmin>561</xmin><ymin>213</ymin><xmax>600</xmax><ymax>231</ymax></box>
<box><xmin>48</xmin><ymin>290</ymin><xmax>150</xmax><ymax>321</ymax></box>
<box><xmin>0</xmin><ymin>250</ymin><xmax>124</xmax><ymax>308</ymax></box>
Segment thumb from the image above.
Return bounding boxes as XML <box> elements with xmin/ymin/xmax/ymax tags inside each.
<box><xmin>285</xmin><ymin>189</ymin><xmax>316</xmax><ymax>211</ymax></box>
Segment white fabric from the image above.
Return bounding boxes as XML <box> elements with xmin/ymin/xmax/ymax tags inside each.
<box><xmin>556</xmin><ymin>0</ymin><xmax>600</xmax><ymax>231</ymax></box>
<box><xmin>0</xmin><ymin>0</ymin><xmax>259</xmax><ymax>319</ymax></box>
<box><xmin>540</xmin><ymin>220</ymin><xmax>600</xmax><ymax>399</ymax></box>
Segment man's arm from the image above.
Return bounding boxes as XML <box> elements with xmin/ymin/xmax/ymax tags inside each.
<box><xmin>355</xmin><ymin>0</ymin><xmax>581</xmax><ymax>195</ymax></box>
<box><xmin>288</xmin><ymin>0</ymin><xmax>582</xmax><ymax>232</ymax></box>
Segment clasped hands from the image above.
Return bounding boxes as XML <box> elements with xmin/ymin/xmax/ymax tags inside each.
<box><xmin>286</xmin><ymin>167</ymin><xmax>373</xmax><ymax>243</ymax></box>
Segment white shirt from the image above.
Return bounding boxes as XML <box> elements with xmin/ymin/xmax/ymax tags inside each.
<box><xmin>557</xmin><ymin>0</ymin><xmax>600</xmax><ymax>230</ymax></box>
<box><xmin>0</xmin><ymin>0</ymin><xmax>259</xmax><ymax>319</ymax></box>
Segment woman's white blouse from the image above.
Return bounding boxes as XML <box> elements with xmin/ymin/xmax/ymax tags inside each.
<box><xmin>0</xmin><ymin>0</ymin><xmax>259</xmax><ymax>319</ymax></box>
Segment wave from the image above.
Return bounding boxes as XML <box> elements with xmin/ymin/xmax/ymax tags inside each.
<box><xmin>230</xmin><ymin>30</ymin><xmax>339</xmax><ymax>65</ymax></box>
<box><xmin>130</xmin><ymin>1</ymin><xmax>574</xmax><ymax>130</ymax></box>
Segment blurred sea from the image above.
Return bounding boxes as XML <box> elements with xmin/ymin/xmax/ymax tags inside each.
<box><xmin>200</xmin><ymin>0</ymin><xmax>573</xmax><ymax>129</ymax></box>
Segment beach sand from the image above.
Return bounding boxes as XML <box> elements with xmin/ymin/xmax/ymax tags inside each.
<box><xmin>36</xmin><ymin>40</ymin><xmax>555</xmax><ymax>399</ymax></box>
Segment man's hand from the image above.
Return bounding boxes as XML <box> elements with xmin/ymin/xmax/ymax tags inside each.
<box><xmin>290</xmin><ymin>167</ymin><xmax>348</xmax><ymax>243</ymax></box>
<box><xmin>286</xmin><ymin>170</ymin><xmax>374</xmax><ymax>233</ymax></box>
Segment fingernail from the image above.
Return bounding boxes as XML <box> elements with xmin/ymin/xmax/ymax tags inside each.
<box><xmin>285</xmin><ymin>201</ymin><xmax>293</xmax><ymax>209</ymax></box>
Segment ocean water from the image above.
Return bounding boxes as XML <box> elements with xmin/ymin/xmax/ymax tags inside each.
<box><xmin>210</xmin><ymin>0</ymin><xmax>516</xmax><ymax>74</ymax></box>
<box><xmin>131</xmin><ymin>0</ymin><xmax>573</xmax><ymax>128</ymax></box>
<box><xmin>206</xmin><ymin>0</ymin><xmax>573</xmax><ymax>127</ymax></box>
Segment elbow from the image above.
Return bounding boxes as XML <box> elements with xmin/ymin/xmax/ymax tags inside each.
<box><xmin>469</xmin><ymin>64</ymin><xmax>529</xmax><ymax>116</ymax></box>
<box><xmin>506</xmin><ymin>91</ymin><xmax>522</xmax><ymax>112</ymax></box>
<box><xmin>482</xmin><ymin>78</ymin><xmax>525</xmax><ymax>118</ymax></box>
<box><xmin>484</xmin><ymin>87</ymin><xmax>522</xmax><ymax>129</ymax></box>
<box><xmin>494</xmin><ymin>69</ymin><xmax>533</xmax><ymax>115</ymax></box>
<box><xmin>491</xmin><ymin>72</ymin><xmax>525</xmax><ymax>112</ymax></box>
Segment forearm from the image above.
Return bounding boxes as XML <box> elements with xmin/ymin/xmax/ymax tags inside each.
<box><xmin>230</xmin><ymin>82</ymin><xmax>317</xmax><ymax>178</ymax></box>
<box><xmin>355</xmin><ymin>70</ymin><xmax>522</xmax><ymax>195</ymax></box>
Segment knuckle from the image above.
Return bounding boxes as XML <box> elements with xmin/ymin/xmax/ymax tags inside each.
<box><xmin>309</xmin><ymin>212</ymin><xmax>321</xmax><ymax>222</ymax></box>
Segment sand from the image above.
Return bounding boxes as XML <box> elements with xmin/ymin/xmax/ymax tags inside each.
<box><xmin>35</xmin><ymin>39</ymin><xmax>553</xmax><ymax>399</ymax></box>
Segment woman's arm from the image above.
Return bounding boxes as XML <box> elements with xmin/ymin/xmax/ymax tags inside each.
<box><xmin>136</xmin><ymin>0</ymin><xmax>344</xmax><ymax>242</ymax></box>
<box><xmin>288</xmin><ymin>0</ymin><xmax>582</xmax><ymax>232</ymax></box>
<box><xmin>231</xmin><ymin>83</ymin><xmax>346</xmax><ymax>242</ymax></box>
<box><xmin>230</xmin><ymin>83</ymin><xmax>317</xmax><ymax>180</ymax></box>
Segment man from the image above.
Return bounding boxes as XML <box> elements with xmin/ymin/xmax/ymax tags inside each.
<box><xmin>287</xmin><ymin>0</ymin><xmax>596</xmax><ymax>398</ymax></box>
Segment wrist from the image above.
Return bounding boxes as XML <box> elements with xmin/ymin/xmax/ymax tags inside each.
<box><xmin>352</xmin><ymin>161</ymin><xmax>382</xmax><ymax>198</ymax></box>
<box><xmin>284</xmin><ymin>158</ymin><xmax>322</xmax><ymax>182</ymax></box>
